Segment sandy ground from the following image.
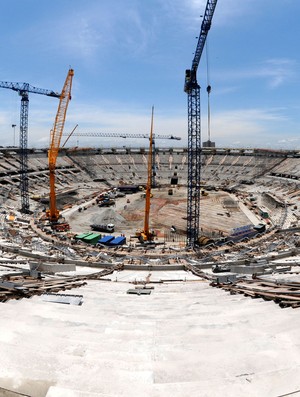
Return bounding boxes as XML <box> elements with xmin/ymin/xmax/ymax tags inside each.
<box><xmin>0</xmin><ymin>272</ymin><xmax>300</xmax><ymax>397</ymax></box>
<box><xmin>64</xmin><ymin>188</ymin><xmax>258</xmax><ymax>241</ymax></box>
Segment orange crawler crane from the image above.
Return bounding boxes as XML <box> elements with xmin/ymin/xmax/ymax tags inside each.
<box><xmin>47</xmin><ymin>68</ymin><xmax>74</xmax><ymax>227</ymax></box>
<box><xmin>136</xmin><ymin>106</ymin><xmax>156</xmax><ymax>243</ymax></box>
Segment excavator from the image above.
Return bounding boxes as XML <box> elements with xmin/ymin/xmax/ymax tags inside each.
<box><xmin>46</xmin><ymin>68</ymin><xmax>74</xmax><ymax>231</ymax></box>
<box><xmin>135</xmin><ymin>107</ymin><xmax>156</xmax><ymax>243</ymax></box>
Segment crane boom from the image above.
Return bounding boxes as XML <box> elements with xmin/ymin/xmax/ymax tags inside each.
<box><xmin>47</xmin><ymin>68</ymin><xmax>74</xmax><ymax>222</ymax></box>
<box><xmin>184</xmin><ymin>0</ymin><xmax>218</xmax><ymax>247</ymax></box>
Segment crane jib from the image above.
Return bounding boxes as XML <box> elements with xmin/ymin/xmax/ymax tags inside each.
<box><xmin>61</xmin><ymin>132</ymin><xmax>182</xmax><ymax>140</ymax></box>
<box><xmin>0</xmin><ymin>81</ymin><xmax>60</xmax><ymax>98</ymax></box>
<box><xmin>184</xmin><ymin>0</ymin><xmax>218</xmax><ymax>93</ymax></box>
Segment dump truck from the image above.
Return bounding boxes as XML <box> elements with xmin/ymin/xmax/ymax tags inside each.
<box><xmin>90</xmin><ymin>223</ymin><xmax>115</xmax><ymax>233</ymax></box>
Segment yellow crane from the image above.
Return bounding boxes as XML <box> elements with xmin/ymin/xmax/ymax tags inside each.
<box><xmin>46</xmin><ymin>68</ymin><xmax>74</xmax><ymax>225</ymax></box>
<box><xmin>136</xmin><ymin>106</ymin><xmax>156</xmax><ymax>243</ymax></box>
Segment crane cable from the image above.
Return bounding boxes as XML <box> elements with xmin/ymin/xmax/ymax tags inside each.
<box><xmin>206</xmin><ymin>38</ymin><xmax>212</xmax><ymax>143</ymax></box>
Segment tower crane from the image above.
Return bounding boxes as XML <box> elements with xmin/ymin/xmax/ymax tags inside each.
<box><xmin>46</xmin><ymin>68</ymin><xmax>74</xmax><ymax>224</ymax></box>
<box><xmin>184</xmin><ymin>0</ymin><xmax>218</xmax><ymax>246</ymax></box>
<box><xmin>62</xmin><ymin>131</ymin><xmax>181</xmax><ymax>188</ymax></box>
<box><xmin>0</xmin><ymin>81</ymin><xmax>60</xmax><ymax>213</ymax></box>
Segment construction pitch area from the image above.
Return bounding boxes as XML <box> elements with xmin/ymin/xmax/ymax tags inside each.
<box><xmin>65</xmin><ymin>188</ymin><xmax>253</xmax><ymax>240</ymax></box>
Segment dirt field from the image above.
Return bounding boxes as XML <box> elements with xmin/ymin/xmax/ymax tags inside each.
<box><xmin>64</xmin><ymin>186</ymin><xmax>255</xmax><ymax>242</ymax></box>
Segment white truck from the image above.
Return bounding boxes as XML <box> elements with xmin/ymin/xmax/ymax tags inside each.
<box><xmin>90</xmin><ymin>223</ymin><xmax>115</xmax><ymax>233</ymax></box>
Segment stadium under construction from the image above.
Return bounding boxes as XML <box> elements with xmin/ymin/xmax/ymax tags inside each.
<box><xmin>1</xmin><ymin>0</ymin><xmax>300</xmax><ymax>395</ymax></box>
<box><xmin>1</xmin><ymin>145</ymin><xmax>300</xmax><ymax>396</ymax></box>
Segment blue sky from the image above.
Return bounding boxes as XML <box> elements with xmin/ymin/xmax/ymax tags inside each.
<box><xmin>0</xmin><ymin>0</ymin><xmax>299</xmax><ymax>149</ymax></box>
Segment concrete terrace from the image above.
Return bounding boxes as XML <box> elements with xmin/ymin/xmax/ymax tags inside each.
<box><xmin>1</xmin><ymin>271</ymin><xmax>300</xmax><ymax>397</ymax></box>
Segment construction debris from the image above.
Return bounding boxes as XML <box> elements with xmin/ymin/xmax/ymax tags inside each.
<box><xmin>212</xmin><ymin>277</ymin><xmax>300</xmax><ymax>309</ymax></box>
<box><xmin>127</xmin><ymin>288</ymin><xmax>152</xmax><ymax>295</ymax></box>
<box><xmin>0</xmin><ymin>264</ymin><xmax>123</xmax><ymax>303</ymax></box>
<box><xmin>41</xmin><ymin>293</ymin><xmax>83</xmax><ymax>305</ymax></box>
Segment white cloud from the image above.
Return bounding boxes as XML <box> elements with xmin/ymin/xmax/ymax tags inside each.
<box><xmin>24</xmin><ymin>100</ymin><xmax>294</xmax><ymax>147</ymax></box>
<box><xmin>278</xmin><ymin>137</ymin><xmax>300</xmax><ymax>144</ymax></box>
<box><xmin>215</xmin><ymin>58</ymin><xmax>296</xmax><ymax>89</ymax></box>
<box><xmin>258</xmin><ymin>58</ymin><xmax>296</xmax><ymax>88</ymax></box>
<box><xmin>203</xmin><ymin>107</ymin><xmax>290</xmax><ymax>148</ymax></box>
<box><xmin>1</xmin><ymin>99</ymin><xmax>297</xmax><ymax>150</ymax></box>
<box><xmin>39</xmin><ymin>3</ymin><xmax>157</xmax><ymax>65</ymax></box>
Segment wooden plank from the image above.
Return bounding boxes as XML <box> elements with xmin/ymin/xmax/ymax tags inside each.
<box><xmin>215</xmin><ymin>279</ymin><xmax>300</xmax><ymax>308</ymax></box>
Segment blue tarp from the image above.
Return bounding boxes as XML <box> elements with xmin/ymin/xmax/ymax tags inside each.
<box><xmin>98</xmin><ymin>235</ymin><xmax>115</xmax><ymax>244</ymax></box>
<box><xmin>109</xmin><ymin>236</ymin><xmax>126</xmax><ymax>246</ymax></box>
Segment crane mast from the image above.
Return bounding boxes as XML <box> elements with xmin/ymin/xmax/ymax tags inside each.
<box><xmin>0</xmin><ymin>81</ymin><xmax>60</xmax><ymax>213</ymax></box>
<box><xmin>47</xmin><ymin>68</ymin><xmax>74</xmax><ymax>223</ymax></box>
<box><xmin>144</xmin><ymin>106</ymin><xmax>154</xmax><ymax>240</ymax></box>
<box><xmin>184</xmin><ymin>0</ymin><xmax>218</xmax><ymax>247</ymax></box>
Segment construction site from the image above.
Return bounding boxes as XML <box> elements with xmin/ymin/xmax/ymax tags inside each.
<box><xmin>1</xmin><ymin>1</ymin><xmax>300</xmax><ymax>397</ymax></box>
<box><xmin>1</xmin><ymin>143</ymin><xmax>300</xmax><ymax>396</ymax></box>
